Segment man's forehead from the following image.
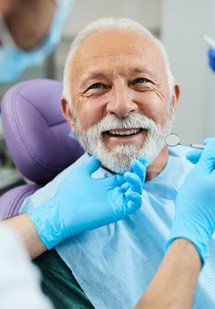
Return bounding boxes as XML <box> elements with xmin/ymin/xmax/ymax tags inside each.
<box><xmin>73</xmin><ymin>28</ymin><xmax>160</xmax><ymax>62</ymax></box>
<box><xmin>71</xmin><ymin>29</ymin><xmax>164</xmax><ymax>76</ymax></box>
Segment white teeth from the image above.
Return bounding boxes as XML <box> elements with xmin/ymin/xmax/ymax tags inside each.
<box><xmin>108</xmin><ymin>129</ymin><xmax>140</xmax><ymax>136</ymax></box>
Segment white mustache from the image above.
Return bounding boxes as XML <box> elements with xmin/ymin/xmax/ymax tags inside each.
<box><xmin>94</xmin><ymin>114</ymin><xmax>160</xmax><ymax>134</ymax></box>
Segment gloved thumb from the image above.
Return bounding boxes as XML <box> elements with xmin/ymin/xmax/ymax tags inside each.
<box><xmin>186</xmin><ymin>149</ymin><xmax>202</xmax><ymax>164</ymax></box>
<box><xmin>130</xmin><ymin>157</ymin><xmax>147</xmax><ymax>186</ymax></box>
<box><xmin>82</xmin><ymin>155</ymin><xmax>101</xmax><ymax>175</ymax></box>
<box><xmin>197</xmin><ymin>138</ymin><xmax>215</xmax><ymax>174</ymax></box>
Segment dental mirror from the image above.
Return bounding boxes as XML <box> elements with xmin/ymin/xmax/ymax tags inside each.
<box><xmin>165</xmin><ymin>133</ymin><xmax>205</xmax><ymax>149</ymax></box>
<box><xmin>165</xmin><ymin>133</ymin><xmax>180</xmax><ymax>147</ymax></box>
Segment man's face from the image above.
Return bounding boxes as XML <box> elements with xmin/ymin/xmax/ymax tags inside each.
<box><xmin>63</xmin><ymin>29</ymin><xmax>179</xmax><ymax>173</ymax></box>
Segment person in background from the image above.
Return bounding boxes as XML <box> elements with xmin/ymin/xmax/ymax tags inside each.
<box><xmin>0</xmin><ymin>0</ymin><xmax>75</xmax><ymax>83</ymax></box>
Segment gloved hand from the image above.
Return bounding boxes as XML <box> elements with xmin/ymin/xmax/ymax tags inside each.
<box><xmin>167</xmin><ymin>138</ymin><xmax>215</xmax><ymax>266</ymax></box>
<box><xmin>186</xmin><ymin>137</ymin><xmax>214</xmax><ymax>164</ymax></box>
<box><xmin>28</xmin><ymin>155</ymin><xmax>147</xmax><ymax>249</ymax></box>
<box><xmin>208</xmin><ymin>48</ymin><xmax>215</xmax><ymax>72</ymax></box>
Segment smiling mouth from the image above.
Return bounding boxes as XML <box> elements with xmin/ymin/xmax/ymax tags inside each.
<box><xmin>104</xmin><ymin>128</ymin><xmax>143</xmax><ymax>137</ymax></box>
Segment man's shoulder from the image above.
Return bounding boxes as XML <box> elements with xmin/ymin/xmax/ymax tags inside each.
<box><xmin>169</xmin><ymin>145</ymin><xmax>193</xmax><ymax>159</ymax></box>
<box><xmin>19</xmin><ymin>153</ymin><xmax>88</xmax><ymax>213</ymax></box>
<box><xmin>169</xmin><ymin>145</ymin><xmax>194</xmax><ymax>170</ymax></box>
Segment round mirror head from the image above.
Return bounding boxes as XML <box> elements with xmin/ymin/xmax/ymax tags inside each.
<box><xmin>165</xmin><ymin>133</ymin><xmax>180</xmax><ymax>147</ymax></box>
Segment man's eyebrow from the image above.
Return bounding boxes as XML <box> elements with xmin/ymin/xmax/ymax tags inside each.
<box><xmin>79</xmin><ymin>67</ymin><xmax>156</xmax><ymax>86</ymax></box>
<box><xmin>81</xmin><ymin>72</ymin><xmax>107</xmax><ymax>82</ymax></box>
<box><xmin>79</xmin><ymin>72</ymin><xmax>108</xmax><ymax>88</ymax></box>
<box><xmin>131</xmin><ymin>67</ymin><xmax>156</xmax><ymax>78</ymax></box>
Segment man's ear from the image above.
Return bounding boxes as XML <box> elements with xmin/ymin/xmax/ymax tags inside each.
<box><xmin>171</xmin><ymin>83</ymin><xmax>180</xmax><ymax>121</ymax></box>
<box><xmin>61</xmin><ymin>97</ymin><xmax>76</xmax><ymax>133</ymax></box>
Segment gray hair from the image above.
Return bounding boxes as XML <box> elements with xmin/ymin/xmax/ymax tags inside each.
<box><xmin>62</xmin><ymin>17</ymin><xmax>175</xmax><ymax>107</ymax></box>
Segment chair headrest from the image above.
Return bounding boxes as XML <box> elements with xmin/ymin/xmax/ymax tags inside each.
<box><xmin>1</xmin><ymin>79</ymin><xmax>84</xmax><ymax>185</ymax></box>
<box><xmin>0</xmin><ymin>184</ymin><xmax>41</xmax><ymax>220</ymax></box>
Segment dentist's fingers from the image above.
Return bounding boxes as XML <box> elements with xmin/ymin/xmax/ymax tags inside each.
<box><xmin>124</xmin><ymin>172</ymin><xmax>143</xmax><ymax>195</ymax></box>
<box><xmin>131</xmin><ymin>158</ymin><xmax>147</xmax><ymax>185</ymax></box>
<box><xmin>125</xmin><ymin>191</ymin><xmax>142</xmax><ymax>214</ymax></box>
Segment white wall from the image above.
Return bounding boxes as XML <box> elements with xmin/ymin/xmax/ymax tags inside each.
<box><xmin>62</xmin><ymin>0</ymin><xmax>161</xmax><ymax>37</ymax></box>
<box><xmin>161</xmin><ymin>0</ymin><xmax>215</xmax><ymax>144</ymax></box>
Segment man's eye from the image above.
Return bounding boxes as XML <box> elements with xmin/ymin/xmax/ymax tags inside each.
<box><xmin>88</xmin><ymin>83</ymin><xmax>103</xmax><ymax>90</ymax></box>
<box><xmin>84</xmin><ymin>82</ymin><xmax>109</xmax><ymax>96</ymax></box>
<box><xmin>133</xmin><ymin>78</ymin><xmax>151</xmax><ymax>84</ymax></box>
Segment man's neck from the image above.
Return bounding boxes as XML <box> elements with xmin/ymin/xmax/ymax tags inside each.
<box><xmin>145</xmin><ymin>146</ymin><xmax>169</xmax><ymax>181</ymax></box>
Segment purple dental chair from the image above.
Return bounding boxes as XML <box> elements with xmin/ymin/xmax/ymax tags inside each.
<box><xmin>0</xmin><ymin>79</ymin><xmax>84</xmax><ymax>220</ymax></box>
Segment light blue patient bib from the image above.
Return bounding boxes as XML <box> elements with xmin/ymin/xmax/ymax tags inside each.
<box><xmin>20</xmin><ymin>147</ymin><xmax>215</xmax><ymax>309</ymax></box>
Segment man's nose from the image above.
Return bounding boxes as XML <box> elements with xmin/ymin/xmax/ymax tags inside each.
<box><xmin>106</xmin><ymin>84</ymin><xmax>137</xmax><ymax>118</ymax></box>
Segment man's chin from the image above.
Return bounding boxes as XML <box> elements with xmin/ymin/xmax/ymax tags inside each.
<box><xmin>100</xmin><ymin>160</ymin><xmax>132</xmax><ymax>174</ymax></box>
<box><xmin>95</xmin><ymin>146</ymin><xmax>141</xmax><ymax>174</ymax></box>
<box><xmin>96</xmin><ymin>146</ymin><xmax>161</xmax><ymax>174</ymax></box>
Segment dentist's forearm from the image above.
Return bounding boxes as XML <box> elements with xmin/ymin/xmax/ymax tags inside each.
<box><xmin>136</xmin><ymin>239</ymin><xmax>201</xmax><ymax>309</ymax></box>
<box><xmin>4</xmin><ymin>213</ymin><xmax>47</xmax><ymax>259</ymax></box>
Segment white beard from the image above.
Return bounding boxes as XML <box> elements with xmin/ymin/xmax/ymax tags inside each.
<box><xmin>73</xmin><ymin>107</ymin><xmax>173</xmax><ymax>173</ymax></box>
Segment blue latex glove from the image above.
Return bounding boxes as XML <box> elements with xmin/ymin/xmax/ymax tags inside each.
<box><xmin>167</xmin><ymin>138</ymin><xmax>215</xmax><ymax>266</ymax></box>
<box><xmin>186</xmin><ymin>138</ymin><xmax>212</xmax><ymax>164</ymax></box>
<box><xmin>208</xmin><ymin>48</ymin><xmax>215</xmax><ymax>72</ymax></box>
<box><xmin>28</xmin><ymin>155</ymin><xmax>147</xmax><ymax>249</ymax></box>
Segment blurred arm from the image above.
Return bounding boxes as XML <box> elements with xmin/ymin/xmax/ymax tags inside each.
<box><xmin>4</xmin><ymin>213</ymin><xmax>46</xmax><ymax>259</ymax></box>
<box><xmin>136</xmin><ymin>239</ymin><xmax>201</xmax><ymax>309</ymax></box>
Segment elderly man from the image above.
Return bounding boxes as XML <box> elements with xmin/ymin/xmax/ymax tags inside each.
<box><xmin>6</xmin><ymin>17</ymin><xmax>215</xmax><ymax>308</ymax></box>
